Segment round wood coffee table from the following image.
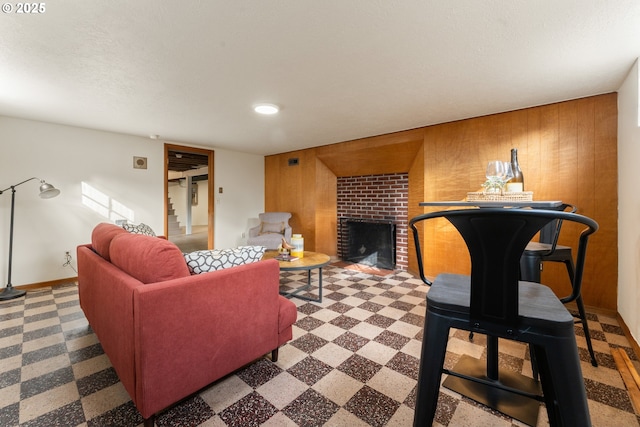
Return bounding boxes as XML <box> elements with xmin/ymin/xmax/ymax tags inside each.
<box><xmin>262</xmin><ymin>251</ymin><xmax>330</xmax><ymax>303</ymax></box>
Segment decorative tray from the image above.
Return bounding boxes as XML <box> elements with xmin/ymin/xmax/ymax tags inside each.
<box><xmin>466</xmin><ymin>191</ymin><xmax>533</xmax><ymax>202</ymax></box>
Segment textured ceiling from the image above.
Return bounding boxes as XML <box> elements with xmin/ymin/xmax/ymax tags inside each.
<box><xmin>1</xmin><ymin>1</ymin><xmax>639</xmax><ymax>155</ymax></box>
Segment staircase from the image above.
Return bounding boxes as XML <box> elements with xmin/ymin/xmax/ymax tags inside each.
<box><xmin>167</xmin><ymin>198</ymin><xmax>182</xmax><ymax>236</ymax></box>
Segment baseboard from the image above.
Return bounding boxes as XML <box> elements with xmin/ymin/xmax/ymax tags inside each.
<box><xmin>12</xmin><ymin>277</ymin><xmax>78</xmax><ymax>291</ymax></box>
<box><xmin>617</xmin><ymin>313</ymin><xmax>640</xmax><ymax>361</ymax></box>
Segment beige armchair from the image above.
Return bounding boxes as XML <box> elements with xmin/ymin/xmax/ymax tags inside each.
<box><xmin>247</xmin><ymin>212</ymin><xmax>293</xmax><ymax>250</ymax></box>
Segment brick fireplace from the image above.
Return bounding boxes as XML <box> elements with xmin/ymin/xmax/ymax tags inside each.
<box><xmin>337</xmin><ymin>173</ymin><xmax>409</xmax><ymax>270</ymax></box>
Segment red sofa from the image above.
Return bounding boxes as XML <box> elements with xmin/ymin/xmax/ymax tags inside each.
<box><xmin>77</xmin><ymin>223</ymin><xmax>297</xmax><ymax>426</ymax></box>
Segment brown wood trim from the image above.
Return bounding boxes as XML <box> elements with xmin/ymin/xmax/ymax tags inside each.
<box><xmin>617</xmin><ymin>312</ymin><xmax>640</xmax><ymax>362</ymax></box>
<box><xmin>164</xmin><ymin>143</ymin><xmax>215</xmax><ymax>248</ymax></box>
<box><xmin>14</xmin><ymin>277</ymin><xmax>78</xmax><ymax>290</ymax></box>
<box><xmin>208</xmin><ymin>150</ymin><xmax>215</xmax><ymax>249</ymax></box>
<box><xmin>164</xmin><ymin>144</ymin><xmax>169</xmax><ymax>238</ymax></box>
<box><xmin>612</xmin><ymin>348</ymin><xmax>640</xmax><ymax>414</ymax></box>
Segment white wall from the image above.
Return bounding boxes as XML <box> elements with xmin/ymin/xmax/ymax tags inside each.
<box><xmin>0</xmin><ymin>116</ymin><xmax>265</xmax><ymax>286</ymax></box>
<box><xmin>193</xmin><ymin>179</ymin><xmax>209</xmax><ymax>225</ymax></box>
<box><xmin>0</xmin><ymin>116</ymin><xmax>164</xmax><ymax>285</ymax></box>
<box><xmin>213</xmin><ymin>147</ymin><xmax>264</xmax><ymax>248</ymax></box>
<box><xmin>617</xmin><ymin>58</ymin><xmax>640</xmax><ymax>344</ymax></box>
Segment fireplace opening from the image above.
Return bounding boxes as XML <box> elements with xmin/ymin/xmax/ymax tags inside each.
<box><xmin>340</xmin><ymin>218</ymin><xmax>396</xmax><ymax>270</ymax></box>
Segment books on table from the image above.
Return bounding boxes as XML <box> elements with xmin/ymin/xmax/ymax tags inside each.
<box><xmin>275</xmin><ymin>254</ymin><xmax>299</xmax><ymax>262</ymax></box>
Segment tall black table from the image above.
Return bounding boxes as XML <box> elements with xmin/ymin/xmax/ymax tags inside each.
<box><xmin>419</xmin><ymin>200</ymin><xmax>562</xmax><ymax>208</ymax></box>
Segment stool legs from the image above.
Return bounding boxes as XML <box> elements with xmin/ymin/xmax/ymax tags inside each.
<box><xmin>532</xmin><ymin>336</ymin><xmax>592</xmax><ymax>426</ymax></box>
<box><xmin>521</xmin><ymin>254</ymin><xmax>598</xmax><ymax>367</ymax></box>
<box><xmin>414</xmin><ymin>311</ymin><xmax>450</xmax><ymax>427</ymax></box>
<box><xmin>576</xmin><ymin>294</ymin><xmax>598</xmax><ymax>366</ymax></box>
<box><xmin>560</xmin><ymin>258</ymin><xmax>598</xmax><ymax>367</ymax></box>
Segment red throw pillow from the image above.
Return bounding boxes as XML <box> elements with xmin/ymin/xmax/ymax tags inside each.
<box><xmin>109</xmin><ymin>233</ymin><xmax>190</xmax><ymax>284</ymax></box>
<box><xmin>91</xmin><ymin>223</ymin><xmax>127</xmax><ymax>262</ymax></box>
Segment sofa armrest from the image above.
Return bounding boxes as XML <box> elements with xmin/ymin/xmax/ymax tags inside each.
<box><xmin>248</xmin><ymin>224</ymin><xmax>261</xmax><ymax>238</ymax></box>
<box><xmin>77</xmin><ymin>244</ymin><xmax>141</xmax><ymax>403</ymax></box>
<box><xmin>131</xmin><ymin>259</ymin><xmax>282</xmax><ymax>418</ymax></box>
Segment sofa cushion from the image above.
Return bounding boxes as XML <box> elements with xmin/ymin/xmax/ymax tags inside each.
<box><xmin>110</xmin><ymin>233</ymin><xmax>190</xmax><ymax>283</ymax></box>
<box><xmin>184</xmin><ymin>246</ymin><xmax>266</xmax><ymax>274</ymax></box>
<box><xmin>259</xmin><ymin>221</ymin><xmax>285</xmax><ymax>235</ymax></box>
<box><xmin>123</xmin><ymin>222</ymin><xmax>156</xmax><ymax>236</ymax></box>
<box><xmin>91</xmin><ymin>223</ymin><xmax>128</xmax><ymax>262</ymax></box>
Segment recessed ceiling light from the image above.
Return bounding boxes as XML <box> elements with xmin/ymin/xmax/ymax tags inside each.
<box><xmin>253</xmin><ymin>103</ymin><xmax>279</xmax><ymax>115</ymax></box>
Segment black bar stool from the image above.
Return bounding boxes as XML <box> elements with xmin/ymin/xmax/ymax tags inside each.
<box><xmin>410</xmin><ymin>208</ymin><xmax>597</xmax><ymax>426</ymax></box>
<box><xmin>520</xmin><ymin>203</ymin><xmax>598</xmax><ymax>367</ymax></box>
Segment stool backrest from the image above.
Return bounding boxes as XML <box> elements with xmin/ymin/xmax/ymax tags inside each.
<box><xmin>410</xmin><ymin>208</ymin><xmax>598</xmax><ymax>327</ymax></box>
<box><xmin>538</xmin><ymin>203</ymin><xmax>577</xmax><ymax>250</ymax></box>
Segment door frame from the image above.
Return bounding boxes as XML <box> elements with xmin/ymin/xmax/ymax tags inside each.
<box><xmin>164</xmin><ymin>143</ymin><xmax>215</xmax><ymax>249</ymax></box>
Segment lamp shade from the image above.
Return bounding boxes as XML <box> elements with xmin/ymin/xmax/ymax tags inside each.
<box><xmin>38</xmin><ymin>182</ymin><xmax>60</xmax><ymax>199</ymax></box>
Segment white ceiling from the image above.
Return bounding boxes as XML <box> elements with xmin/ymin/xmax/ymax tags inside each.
<box><xmin>1</xmin><ymin>1</ymin><xmax>639</xmax><ymax>155</ymax></box>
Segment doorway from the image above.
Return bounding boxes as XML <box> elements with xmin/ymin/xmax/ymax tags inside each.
<box><xmin>164</xmin><ymin>144</ymin><xmax>214</xmax><ymax>252</ymax></box>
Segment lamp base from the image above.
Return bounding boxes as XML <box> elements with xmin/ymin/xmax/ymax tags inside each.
<box><xmin>0</xmin><ymin>286</ymin><xmax>26</xmax><ymax>301</ymax></box>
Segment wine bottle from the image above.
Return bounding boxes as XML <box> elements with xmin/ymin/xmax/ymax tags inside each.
<box><xmin>506</xmin><ymin>148</ymin><xmax>524</xmax><ymax>192</ymax></box>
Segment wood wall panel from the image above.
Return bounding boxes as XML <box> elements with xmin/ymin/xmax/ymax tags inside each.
<box><xmin>592</xmin><ymin>95</ymin><xmax>618</xmax><ymax>310</ymax></box>
<box><xmin>314</xmin><ymin>158</ymin><xmax>337</xmax><ymax>255</ymax></box>
<box><xmin>316</xmin><ymin>129</ymin><xmax>424</xmax><ymax>177</ymax></box>
<box><xmin>264</xmin><ymin>93</ymin><xmax>618</xmax><ymax>310</ymax></box>
<box><xmin>417</xmin><ymin>94</ymin><xmax>618</xmax><ymax>310</ymax></box>
<box><xmin>407</xmin><ymin>142</ymin><xmax>425</xmax><ymax>273</ymax></box>
<box><xmin>265</xmin><ymin>149</ymin><xmax>318</xmax><ymax>249</ymax></box>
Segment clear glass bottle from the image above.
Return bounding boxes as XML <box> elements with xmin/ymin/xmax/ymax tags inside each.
<box><xmin>506</xmin><ymin>148</ymin><xmax>524</xmax><ymax>192</ymax></box>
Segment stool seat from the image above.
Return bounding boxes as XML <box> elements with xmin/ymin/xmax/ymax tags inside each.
<box><xmin>431</xmin><ymin>273</ymin><xmax>573</xmax><ymax>326</ymax></box>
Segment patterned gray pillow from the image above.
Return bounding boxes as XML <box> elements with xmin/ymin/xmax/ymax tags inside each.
<box><xmin>183</xmin><ymin>246</ymin><xmax>266</xmax><ymax>274</ymax></box>
<box><xmin>122</xmin><ymin>222</ymin><xmax>156</xmax><ymax>237</ymax></box>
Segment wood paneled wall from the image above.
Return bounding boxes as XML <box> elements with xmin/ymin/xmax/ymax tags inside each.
<box><xmin>420</xmin><ymin>94</ymin><xmax>618</xmax><ymax>310</ymax></box>
<box><xmin>265</xmin><ymin>93</ymin><xmax>618</xmax><ymax>310</ymax></box>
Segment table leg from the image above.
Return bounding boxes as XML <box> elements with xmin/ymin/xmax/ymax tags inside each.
<box><xmin>279</xmin><ymin>267</ymin><xmax>323</xmax><ymax>303</ymax></box>
<box><xmin>318</xmin><ymin>267</ymin><xmax>323</xmax><ymax>302</ymax></box>
<box><xmin>487</xmin><ymin>335</ymin><xmax>499</xmax><ymax>380</ymax></box>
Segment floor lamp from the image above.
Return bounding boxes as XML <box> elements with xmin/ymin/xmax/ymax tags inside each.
<box><xmin>0</xmin><ymin>177</ymin><xmax>60</xmax><ymax>301</ymax></box>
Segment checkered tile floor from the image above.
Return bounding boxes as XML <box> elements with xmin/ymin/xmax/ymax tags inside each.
<box><xmin>1</xmin><ymin>265</ymin><xmax>639</xmax><ymax>426</ymax></box>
